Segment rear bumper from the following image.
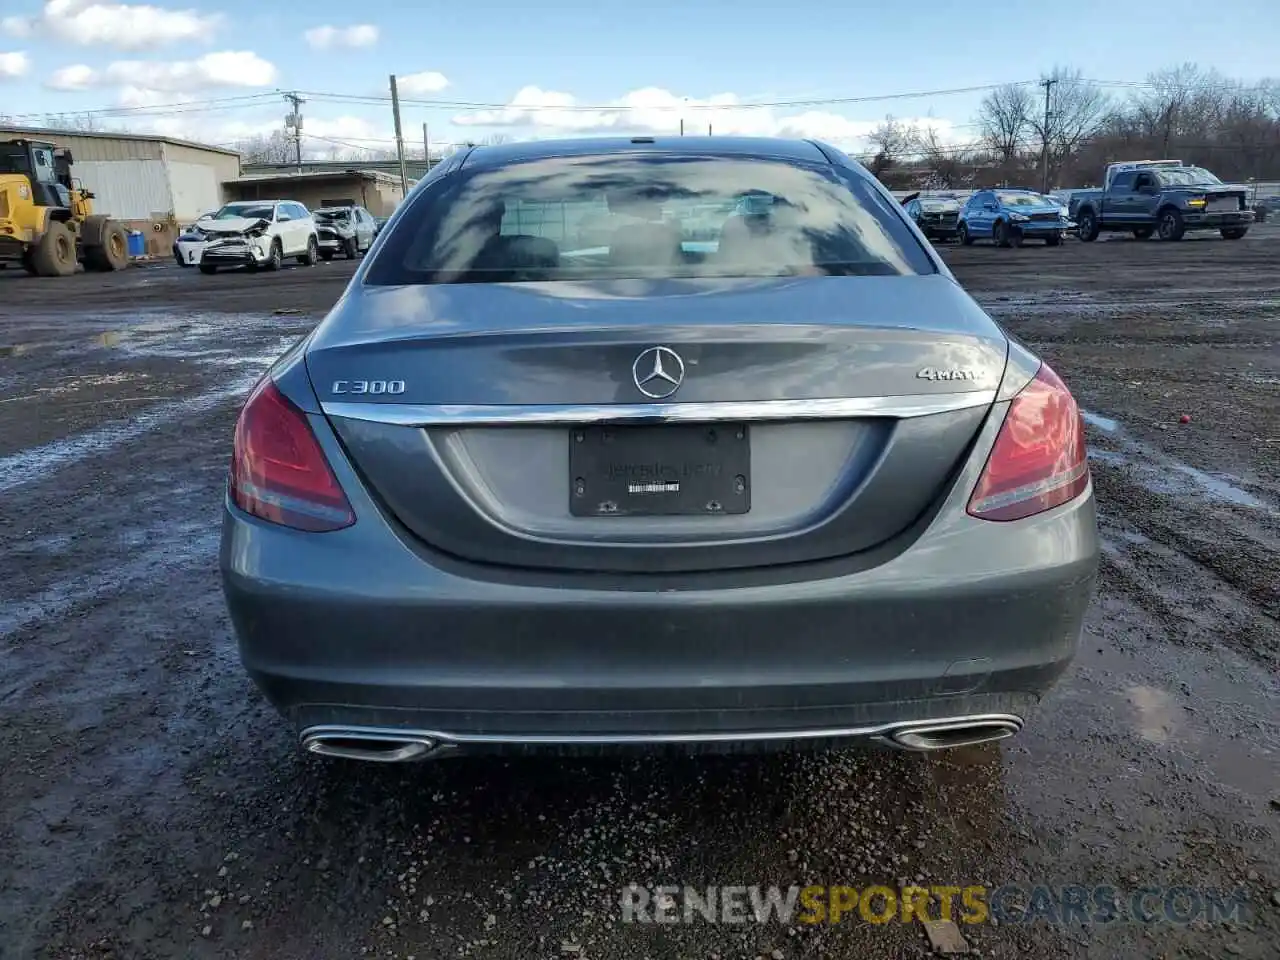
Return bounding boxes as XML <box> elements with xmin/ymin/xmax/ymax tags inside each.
<box><xmin>221</xmin><ymin>462</ymin><xmax>1100</xmax><ymax>747</ymax></box>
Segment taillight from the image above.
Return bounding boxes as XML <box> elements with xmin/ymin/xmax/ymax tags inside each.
<box><xmin>230</xmin><ymin>378</ymin><xmax>355</xmax><ymax>532</ymax></box>
<box><xmin>967</xmin><ymin>363</ymin><xmax>1089</xmax><ymax>522</ymax></box>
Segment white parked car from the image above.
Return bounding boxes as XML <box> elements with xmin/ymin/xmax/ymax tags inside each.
<box><xmin>313</xmin><ymin>205</ymin><xmax>378</xmax><ymax>260</ymax></box>
<box><xmin>172</xmin><ymin>211</ymin><xmax>217</xmax><ymax>267</ymax></box>
<box><xmin>185</xmin><ymin>200</ymin><xmax>319</xmax><ymax>274</ymax></box>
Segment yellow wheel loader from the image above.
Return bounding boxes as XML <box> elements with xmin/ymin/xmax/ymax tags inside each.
<box><xmin>0</xmin><ymin>139</ymin><xmax>130</xmax><ymax>277</ymax></box>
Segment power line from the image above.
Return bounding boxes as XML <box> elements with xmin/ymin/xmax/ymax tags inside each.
<box><xmin>301</xmin><ymin>132</ymin><xmax>387</xmax><ymax>152</ymax></box>
<box><xmin>9</xmin><ymin>73</ymin><xmax>1275</xmax><ymax>126</ymax></box>
<box><xmin>301</xmin><ymin>131</ymin><xmax>466</xmax><ymax>152</ymax></box>
<box><xmin>1</xmin><ymin>92</ymin><xmax>280</xmax><ymax>121</ymax></box>
<box><xmin>297</xmin><ymin>76</ymin><xmax>1279</xmax><ymax>114</ymax></box>
<box><xmin>298</xmin><ymin>81</ymin><xmax>1042</xmax><ymax>113</ymax></box>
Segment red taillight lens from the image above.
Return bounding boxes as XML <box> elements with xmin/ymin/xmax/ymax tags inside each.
<box><xmin>967</xmin><ymin>363</ymin><xmax>1090</xmax><ymax>522</ymax></box>
<box><xmin>230</xmin><ymin>379</ymin><xmax>355</xmax><ymax>532</ymax></box>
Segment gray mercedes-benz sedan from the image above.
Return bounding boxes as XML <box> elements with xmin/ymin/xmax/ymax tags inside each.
<box><xmin>220</xmin><ymin>136</ymin><xmax>1099</xmax><ymax>762</ymax></box>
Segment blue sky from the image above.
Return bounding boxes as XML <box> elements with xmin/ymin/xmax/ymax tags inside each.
<box><xmin>1</xmin><ymin>0</ymin><xmax>1277</xmax><ymax>156</ymax></box>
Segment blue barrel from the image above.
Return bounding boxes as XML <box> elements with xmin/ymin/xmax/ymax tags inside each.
<box><xmin>127</xmin><ymin>230</ymin><xmax>146</xmax><ymax>258</ymax></box>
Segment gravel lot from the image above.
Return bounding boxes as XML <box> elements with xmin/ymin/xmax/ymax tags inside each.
<box><xmin>1</xmin><ymin>235</ymin><xmax>1277</xmax><ymax>960</ymax></box>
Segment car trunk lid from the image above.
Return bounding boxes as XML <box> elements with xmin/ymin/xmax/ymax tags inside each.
<box><xmin>309</xmin><ymin>275</ymin><xmax>1008</xmax><ymax>573</ymax></box>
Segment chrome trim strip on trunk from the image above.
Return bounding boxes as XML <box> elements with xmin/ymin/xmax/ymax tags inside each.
<box><xmin>321</xmin><ymin>391</ymin><xmax>998</xmax><ymax>426</ymax></box>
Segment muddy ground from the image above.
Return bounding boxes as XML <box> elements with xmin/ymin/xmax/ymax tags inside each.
<box><xmin>0</xmin><ymin>235</ymin><xmax>1276</xmax><ymax>960</ymax></box>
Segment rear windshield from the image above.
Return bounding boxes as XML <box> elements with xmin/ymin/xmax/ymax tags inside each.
<box><xmin>315</xmin><ymin>209</ymin><xmax>350</xmax><ymax>221</ymax></box>
<box><xmin>365</xmin><ymin>154</ymin><xmax>935</xmax><ymax>285</ymax></box>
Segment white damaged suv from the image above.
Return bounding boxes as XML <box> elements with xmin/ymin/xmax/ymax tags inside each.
<box><xmin>193</xmin><ymin>200</ymin><xmax>319</xmax><ymax>274</ymax></box>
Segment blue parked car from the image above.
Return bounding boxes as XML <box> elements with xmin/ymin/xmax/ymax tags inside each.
<box><xmin>957</xmin><ymin>189</ymin><xmax>1074</xmax><ymax>247</ymax></box>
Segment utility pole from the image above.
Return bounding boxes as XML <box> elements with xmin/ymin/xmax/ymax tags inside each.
<box><xmin>1040</xmin><ymin>76</ymin><xmax>1056</xmax><ymax>194</ymax></box>
<box><xmin>389</xmin><ymin>74</ymin><xmax>409</xmax><ymax>196</ymax></box>
<box><xmin>283</xmin><ymin>91</ymin><xmax>306</xmax><ymax>171</ymax></box>
<box><xmin>422</xmin><ymin>122</ymin><xmax>430</xmax><ymax>174</ymax></box>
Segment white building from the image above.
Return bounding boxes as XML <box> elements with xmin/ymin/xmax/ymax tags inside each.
<box><xmin>0</xmin><ymin>125</ymin><xmax>240</xmax><ymax>254</ymax></box>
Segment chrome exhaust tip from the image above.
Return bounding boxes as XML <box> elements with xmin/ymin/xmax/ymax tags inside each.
<box><xmin>300</xmin><ymin>728</ymin><xmax>443</xmax><ymax>763</ymax></box>
<box><xmin>883</xmin><ymin>715</ymin><xmax>1023</xmax><ymax>752</ymax></box>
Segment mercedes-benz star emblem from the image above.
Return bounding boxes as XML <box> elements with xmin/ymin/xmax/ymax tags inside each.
<box><xmin>632</xmin><ymin>346</ymin><xmax>685</xmax><ymax>399</ymax></box>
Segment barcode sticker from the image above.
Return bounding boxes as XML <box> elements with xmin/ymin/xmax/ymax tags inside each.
<box><xmin>628</xmin><ymin>482</ymin><xmax>680</xmax><ymax>494</ymax></box>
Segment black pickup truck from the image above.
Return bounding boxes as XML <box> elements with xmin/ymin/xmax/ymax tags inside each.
<box><xmin>1069</xmin><ymin>161</ymin><xmax>1253</xmax><ymax>242</ymax></box>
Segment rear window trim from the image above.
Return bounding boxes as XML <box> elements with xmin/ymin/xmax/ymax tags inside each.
<box><xmin>363</xmin><ymin>151</ymin><xmax>938</xmax><ymax>286</ymax></box>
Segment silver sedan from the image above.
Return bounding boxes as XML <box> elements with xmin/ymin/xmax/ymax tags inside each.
<box><xmin>220</xmin><ymin>136</ymin><xmax>1099</xmax><ymax>762</ymax></box>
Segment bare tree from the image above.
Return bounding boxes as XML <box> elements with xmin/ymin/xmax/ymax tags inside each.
<box><xmin>235</xmin><ymin>130</ymin><xmax>295</xmax><ymax>164</ymax></box>
<box><xmin>864</xmin><ymin>115</ymin><xmax>919</xmax><ymax>181</ymax></box>
<box><xmin>39</xmin><ymin>112</ymin><xmax>105</xmax><ymax>132</ymax></box>
<box><xmin>976</xmin><ymin>83</ymin><xmax>1034</xmax><ymax>164</ymax></box>
<box><xmin>1026</xmin><ymin>68</ymin><xmax>1109</xmax><ymax>188</ymax></box>
<box><xmin>912</xmin><ymin>125</ymin><xmax>972</xmax><ymax>187</ymax></box>
<box><xmin>1130</xmin><ymin>63</ymin><xmax>1214</xmax><ymax>153</ymax></box>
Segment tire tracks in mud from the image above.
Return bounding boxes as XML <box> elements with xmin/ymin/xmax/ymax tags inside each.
<box><xmin>1094</xmin><ymin>497</ymin><xmax>1279</xmax><ymax>669</ymax></box>
<box><xmin>963</xmin><ymin>255</ymin><xmax>1280</xmax><ymax>674</ymax></box>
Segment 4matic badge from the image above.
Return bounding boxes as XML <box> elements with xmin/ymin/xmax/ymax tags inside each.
<box><xmin>916</xmin><ymin>367</ymin><xmax>977</xmax><ymax>382</ymax></box>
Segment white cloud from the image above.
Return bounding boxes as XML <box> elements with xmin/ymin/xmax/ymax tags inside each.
<box><xmin>0</xmin><ymin>51</ymin><xmax>30</xmax><ymax>79</ymax></box>
<box><xmin>102</xmin><ymin>51</ymin><xmax>276</xmax><ymax>92</ymax></box>
<box><xmin>303</xmin><ymin>115</ymin><xmax>388</xmax><ymax>142</ymax></box>
<box><xmin>450</xmin><ymin>86</ymin><xmax>965</xmax><ymax>153</ymax></box>
<box><xmin>39</xmin><ymin>50</ymin><xmax>277</xmax><ymax>111</ymax></box>
<box><xmin>46</xmin><ymin>62</ymin><xmax>95</xmax><ymax>90</ymax></box>
<box><xmin>115</xmin><ymin>85</ymin><xmax>175</xmax><ymax>108</ymax></box>
<box><xmin>2</xmin><ymin>16</ymin><xmax>33</xmax><ymax>37</ymax></box>
<box><xmin>303</xmin><ymin>23</ymin><xmax>378</xmax><ymax>50</ymax></box>
<box><xmin>398</xmin><ymin>70</ymin><xmax>449</xmax><ymax>95</ymax></box>
<box><xmin>9</xmin><ymin>1</ymin><xmax>219</xmax><ymax>50</ymax></box>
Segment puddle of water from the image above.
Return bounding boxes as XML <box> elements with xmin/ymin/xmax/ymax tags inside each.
<box><xmin>1017</xmin><ymin>628</ymin><xmax>1280</xmax><ymax>813</ymax></box>
<box><xmin>1127</xmin><ymin>684</ymin><xmax>1179</xmax><ymax>744</ymax></box>
<box><xmin>1083</xmin><ymin>408</ymin><xmax>1272</xmax><ymax>512</ymax></box>
<box><xmin>1162</xmin><ymin>462</ymin><xmax>1268</xmax><ymax>509</ymax></box>
<box><xmin>0</xmin><ymin>371</ymin><xmax>262</xmax><ymax>495</ymax></box>
<box><xmin>1082</xmin><ymin>411</ymin><xmax>1120</xmax><ymax>433</ymax></box>
<box><xmin>1099</xmin><ymin>528</ymin><xmax>1152</xmax><ymax>556</ymax></box>
<box><xmin>38</xmin><ymin>373</ymin><xmax>144</xmax><ymax>397</ymax></box>
<box><xmin>1112</xmin><ymin>458</ymin><xmax>1271</xmax><ymax>509</ymax></box>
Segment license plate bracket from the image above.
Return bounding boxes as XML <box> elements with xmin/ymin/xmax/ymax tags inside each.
<box><xmin>569</xmin><ymin>423</ymin><xmax>751</xmax><ymax>517</ymax></box>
